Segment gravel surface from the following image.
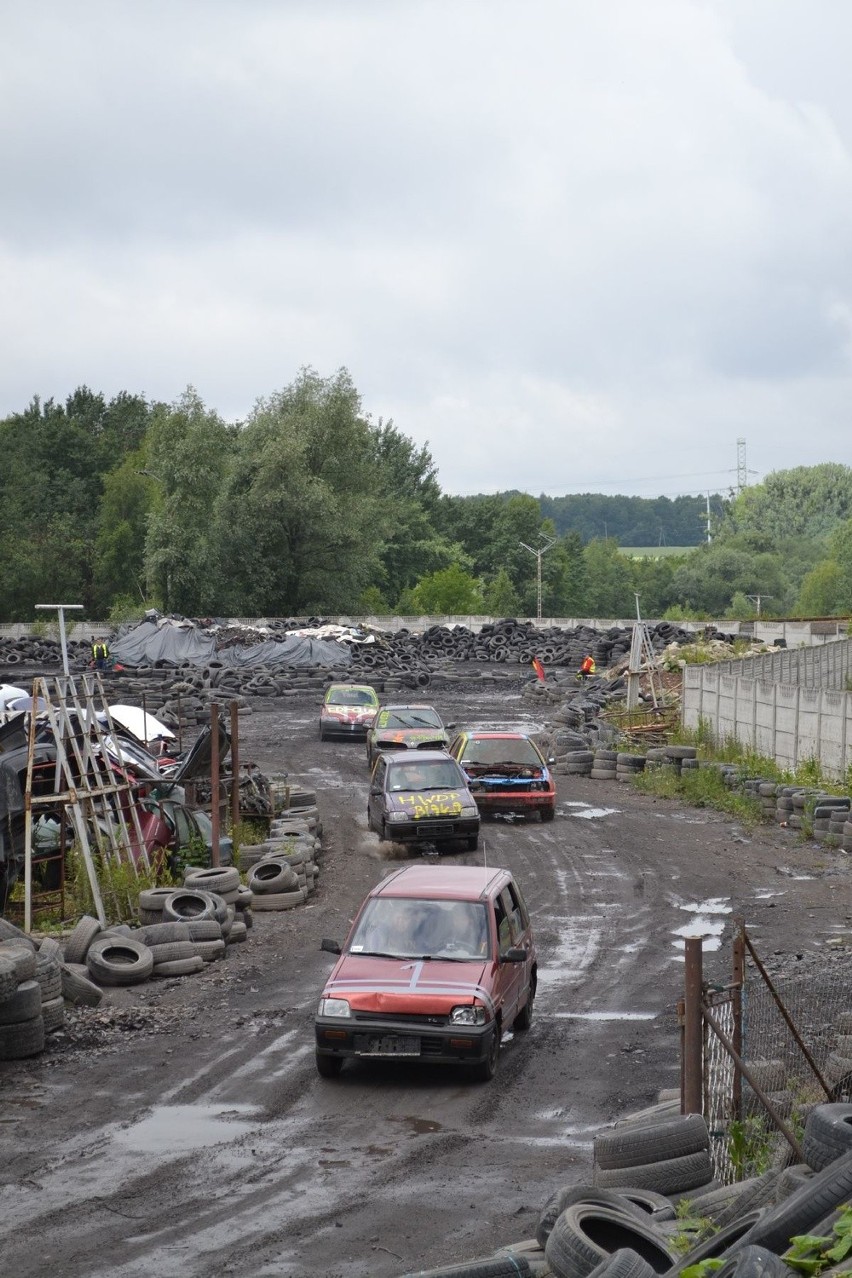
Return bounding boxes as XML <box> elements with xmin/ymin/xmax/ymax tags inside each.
<box><xmin>1</xmin><ymin>670</ymin><xmax>851</xmax><ymax>1278</ymax></box>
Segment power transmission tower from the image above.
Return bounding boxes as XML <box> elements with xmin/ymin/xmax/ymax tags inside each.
<box><xmin>519</xmin><ymin>536</ymin><xmax>556</xmax><ymax>622</ymax></box>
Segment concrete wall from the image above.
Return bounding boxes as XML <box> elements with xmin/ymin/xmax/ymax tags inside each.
<box><xmin>682</xmin><ymin>640</ymin><xmax>852</xmax><ymax>778</ymax></box>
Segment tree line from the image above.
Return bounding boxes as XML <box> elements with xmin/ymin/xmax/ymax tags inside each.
<box><xmin>2</xmin><ymin>370</ymin><xmax>852</xmax><ymax>623</ymax></box>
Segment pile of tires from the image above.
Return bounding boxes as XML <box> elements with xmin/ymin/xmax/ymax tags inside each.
<box><xmin>591</xmin><ymin>749</ymin><xmax>618</xmax><ymax>781</ymax></box>
<box><xmin>616</xmin><ymin>753</ymin><xmax>646</xmax><ymax>782</ymax></box>
<box><xmin>593</xmin><ymin>1111</ymin><xmax>714</xmax><ymax>1195</ymax></box>
<box><xmin>0</xmin><ymin>939</ymin><xmax>47</xmax><ymax>1059</ymax></box>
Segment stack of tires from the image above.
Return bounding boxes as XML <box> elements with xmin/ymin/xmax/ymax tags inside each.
<box><xmin>247</xmin><ymin>857</ymin><xmax>306</xmax><ymax>912</ymax></box>
<box><xmin>661</xmin><ymin>745</ymin><xmax>697</xmax><ymax>773</ymax></box>
<box><xmin>823</xmin><ymin>1013</ymin><xmax>852</xmax><ymax>1095</ymax></box>
<box><xmin>616</xmin><ymin>753</ymin><xmax>646</xmax><ymax>782</ymax></box>
<box><xmin>591</xmin><ymin>749</ymin><xmax>618</xmax><ymax>781</ymax></box>
<box><xmin>561</xmin><ymin>750</ymin><xmax>594</xmax><ymax>777</ymax></box>
<box><xmin>593</xmin><ymin>1111</ymin><xmax>714</xmax><ymax>1196</ymax></box>
<box><xmin>0</xmin><ymin>940</ymin><xmax>46</xmax><ymax>1060</ymax></box>
<box><xmin>810</xmin><ymin>797</ymin><xmax>851</xmax><ymax>844</ymax></box>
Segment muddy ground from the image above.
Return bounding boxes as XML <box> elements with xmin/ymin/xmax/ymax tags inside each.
<box><xmin>1</xmin><ymin>671</ymin><xmax>851</xmax><ymax>1278</ymax></box>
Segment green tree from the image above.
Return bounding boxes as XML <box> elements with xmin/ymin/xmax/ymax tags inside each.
<box><xmin>482</xmin><ymin>568</ymin><xmax>520</xmax><ymax>615</ymax></box>
<box><xmin>93</xmin><ymin>451</ymin><xmax>155</xmax><ymax>613</ymax></box>
<box><xmin>726</xmin><ymin>464</ymin><xmax>852</xmax><ymax>542</ymax></box>
<box><xmin>144</xmin><ymin>388</ymin><xmax>235</xmax><ymax>613</ymax></box>
<box><xmin>410</xmin><ymin>564</ymin><xmax>484</xmax><ymax>613</ymax></box>
<box><xmin>581</xmin><ymin>539</ymin><xmax>635</xmax><ymax>616</ymax></box>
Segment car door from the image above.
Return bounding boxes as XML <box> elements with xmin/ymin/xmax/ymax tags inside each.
<box><xmin>367</xmin><ymin>756</ymin><xmax>387</xmax><ymax>834</ymax></box>
<box><xmin>493</xmin><ymin>882</ymin><xmax>532</xmax><ymax>1023</ymax></box>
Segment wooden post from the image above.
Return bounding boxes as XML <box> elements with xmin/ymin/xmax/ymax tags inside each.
<box><xmin>210</xmin><ymin>702</ymin><xmax>220</xmax><ymax>867</ymax></box>
<box><xmin>230</xmin><ymin>700</ymin><xmax>240</xmax><ymax>832</ymax></box>
<box><xmin>682</xmin><ymin>937</ymin><xmax>703</xmax><ymax>1115</ymax></box>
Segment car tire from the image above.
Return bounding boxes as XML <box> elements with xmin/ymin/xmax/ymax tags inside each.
<box><xmin>514</xmin><ymin>972</ymin><xmax>536</xmax><ymax>1031</ymax></box>
<box><xmin>544</xmin><ymin>1205</ymin><xmax>674</xmax><ymax>1278</ymax></box>
<box><xmin>316</xmin><ymin>1053</ymin><xmax>344</xmax><ymax>1079</ymax></box>
<box><xmin>471</xmin><ymin>1023</ymin><xmax>501</xmax><ymax>1082</ymax></box>
<box><xmin>466</xmin><ymin>835</ymin><xmax>479</xmax><ymax>851</ymax></box>
<box><xmin>541</xmin><ymin>805</ymin><xmax>556</xmax><ymax>823</ymax></box>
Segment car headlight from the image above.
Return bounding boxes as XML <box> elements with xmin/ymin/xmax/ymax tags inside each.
<box><xmin>387</xmin><ymin>811</ymin><xmax>409</xmax><ymax>822</ymax></box>
<box><xmin>450</xmin><ymin>1005</ymin><xmax>486</xmax><ymax>1026</ymax></box>
<box><xmin>459</xmin><ymin>805</ymin><xmax>479</xmax><ymax>818</ymax></box>
<box><xmin>318</xmin><ymin>998</ymin><xmax>351</xmax><ymax>1017</ymax></box>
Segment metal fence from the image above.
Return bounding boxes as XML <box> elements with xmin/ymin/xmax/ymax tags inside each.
<box><xmin>684</xmin><ymin>928</ymin><xmax>852</xmax><ymax>1184</ymax></box>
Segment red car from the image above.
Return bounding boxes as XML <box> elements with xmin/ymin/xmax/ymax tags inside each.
<box><xmin>315</xmin><ymin>864</ymin><xmax>536</xmax><ymax>1082</ymax></box>
<box><xmin>448</xmin><ymin>730</ymin><xmax>557</xmax><ymax>822</ymax></box>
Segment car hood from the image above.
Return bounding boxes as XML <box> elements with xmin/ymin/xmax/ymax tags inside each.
<box><xmin>323</xmin><ymin>954</ymin><xmax>494</xmax><ymax>1015</ymax></box>
<box><xmin>323</xmin><ymin>705</ymin><xmax>376</xmax><ymax>722</ymax></box>
<box><xmin>373</xmin><ymin>728</ymin><xmax>447</xmax><ymax>748</ymax></box>
<box><xmin>386</xmin><ymin>789</ymin><xmax>470</xmax><ymax>817</ymax></box>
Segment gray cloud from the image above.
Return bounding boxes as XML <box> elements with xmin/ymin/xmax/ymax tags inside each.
<box><xmin>1</xmin><ymin>0</ymin><xmax>850</xmax><ymax>496</ymax></box>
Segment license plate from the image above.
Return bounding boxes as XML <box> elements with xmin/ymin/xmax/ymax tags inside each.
<box><xmin>358</xmin><ymin>1035</ymin><xmax>421</xmax><ymax>1057</ymax></box>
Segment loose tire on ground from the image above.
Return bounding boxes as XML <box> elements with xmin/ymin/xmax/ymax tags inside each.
<box><xmin>544</xmin><ymin>1204</ymin><xmax>674</xmax><ymax>1278</ymax></box>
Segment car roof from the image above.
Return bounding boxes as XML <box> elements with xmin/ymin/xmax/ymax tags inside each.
<box><xmin>370</xmin><ymin>864</ymin><xmax>513</xmax><ymax>903</ymax></box>
<box><xmin>459</xmin><ymin>731</ymin><xmax>532</xmax><ymax>739</ymax></box>
<box><xmin>326</xmin><ymin>683</ymin><xmax>376</xmax><ymax>693</ymax></box>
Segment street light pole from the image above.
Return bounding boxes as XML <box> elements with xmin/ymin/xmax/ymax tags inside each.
<box><xmin>519</xmin><ymin>537</ymin><xmax>556</xmax><ymax>623</ymax></box>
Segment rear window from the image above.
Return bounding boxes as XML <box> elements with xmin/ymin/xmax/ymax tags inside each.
<box><xmin>349</xmin><ymin>898</ymin><xmax>489</xmax><ymax>960</ymax></box>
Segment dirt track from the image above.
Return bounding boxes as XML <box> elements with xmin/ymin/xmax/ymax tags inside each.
<box><xmin>1</xmin><ymin>674</ymin><xmax>849</xmax><ymax>1278</ymax></box>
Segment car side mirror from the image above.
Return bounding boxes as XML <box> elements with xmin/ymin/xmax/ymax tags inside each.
<box><xmin>445</xmin><ymin>723</ymin><xmax>456</xmax><ymax>732</ymax></box>
<box><xmin>502</xmin><ymin>947</ymin><xmax>527</xmax><ymax>964</ymax></box>
<box><xmin>320</xmin><ymin>938</ymin><xmax>341</xmax><ymax>955</ymax></box>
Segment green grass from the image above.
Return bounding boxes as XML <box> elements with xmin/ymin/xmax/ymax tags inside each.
<box><xmin>632</xmin><ymin>763</ymin><xmax>764</xmax><ymax>827</ymax></box>
<box><xmin>618</xmin><ymin>546</ymin><xmax>694</xmax><ymax>558</ymax></box>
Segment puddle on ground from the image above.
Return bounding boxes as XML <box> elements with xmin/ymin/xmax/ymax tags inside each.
<box><xmin>564</xmin><ymin>803</ymin><xmax>620</xmax><ymax>820</ymax></box>
<box><xmin>389</xmin><ymin>1115</ymin><xmax>443</xmax><ymax>1135</ymax></box>
<box><xmin>114</xmin><ymin>1103</ymin><xmax>258</xmax><ymax>1154</ymax></box>
<box><xmin>669</xmin><ymin>897</ymin><xmax>731</xmax><ymax>954</ymax></box>
<box><xmin>679</xmin><ymin>899</ymin><xmax>730</xmax><ymax>916</ymax></box>
<box><xmin>548</xmin><ymin>1011</ymin><xmax>656</xmax><ymax>1021</ymax></box>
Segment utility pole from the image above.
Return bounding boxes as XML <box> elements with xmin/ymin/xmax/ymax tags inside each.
<box><xmin>35</xmin><ymin>604</ymin><xmax>83</xmax><ymax>676</ymax></box>
<box><xmin>737</xmin><ymin>438</ymin><xmax>747</xmax><ymax>493</ymax></box>
<box><xmin>519</xmin><ymin>536</ymin><xmax>556</xmax><ymax>623</ymax></box>
<box><xmin>705</xmin><ymin>493</ymin><xmax>712</xmax><ymax>545</ymax></box>
<box><xmin>746</xmin><ymin>594</ymin><xmax>772</xmax><ymax>618</ymax></box>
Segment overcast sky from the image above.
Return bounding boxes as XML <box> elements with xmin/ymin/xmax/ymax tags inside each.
<box><xmin>2</xmin><ymin>0</ymin><xmax>850</xmax><ymax>498</ymax></box>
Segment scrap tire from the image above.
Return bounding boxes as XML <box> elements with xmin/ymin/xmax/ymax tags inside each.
<box><xmin>248</xmin><ymin>863</ymin><xmax>300</xmax><ymax>894</ymax></box>
<box><xmin>152</xmin><ymin>956</ymin><xmax>205</xmax><ymax>977</ymax></box>
<box><xmin>714</xmin><ymin>1246</ymin><xmax>796</xmax><ymax>1278</ymax></box>
<box><xmin>536</xmin><ymin>1187</ymin><xmax>646</xmax><ymax>1249</ymax></box>
<box><xmin>60</xmin><ymin>963</ymin><xmax>104</xmax><ymax>1006</ymax></box>
<box><xmin>735</xmin><ymin>1149</ymin><xmax>852</xmax><ymax>1254</ymax></box>
<box><xmin>0</xmin><ymin>956</ymin><xmax>17</xmax><ymax>1001</ymax></box>
<box><xmin>594</xmin><ymin>1150</ymin><xmax>713</xmax><ymax>1194</ymax></box>
<box><xmin>183</xmin><ymin>867</ymin><xmax>240</xmax><ymax>895</ymax></box>
<box><xmin>544</xmin><ymin>1204</ymin><xmax>674</xmax><ymax>1278</ymax></box>
<box><xmin>802</xmin><ymin>1104</ymin><xmax>852</xmax><ymax>1172</ymax></box>
<box><xmin>0</xmin><ymin>980</ymin><xmax>41</xmax><ymax>1024</ymax></box>
<box><xmin>64</xmin><ymin>915</ymin><xmax>102</xmax><ymax>965</ymax></box>
<box><xmin>668</xmin><ymin>1209</ymin><xmax>766</xmax><ymax>1273</ymax></box>
<box><xmin>471</xmin><ymin>1023</ymin><xmax>501</xmax><ymax>1083</ymax></box>
<box><xmin>139</xmin><ymin>921</ymin><xmax>191</xmax><ymax>946</ymax></box>
<box><xmin>0</xmin><ymin>1015</ymin><xmax>45</xmax><ymax>1059</ymax></box>
<box><xmin>86</xmin><ymin>939</ymin><xmax>154</xmax><ymax>986</ymax></box>
<box><xmin>0</xmin><ymin>942</ymin><xmax>36</xmax><ymax>981</ymax></box>
<box><xmin>583</xmin><ymin>1252</ymin><xmax>658</xmax><ymax>1278</ymax></box>
<box><xmin>251</xmin><ymin>890</ymin><xmax>305</xmax><ymax>911</ymax></box>
<box><xmin>161</xmin><ymin>890</ymin><xmax>219</xmax><ymax>922</ymax></box>
<box><xmin>591</xmin><ymin>768</ymin><xmax>618</xmax><ymax>781</ymax></box>
<box><xmin>148</xmin><ymin>941</ymin><xmax>196</xmax><ymax>965</ymax></box>
<box><xmin>35</xmin><ymin>958</ymin><xmax>62</xmax><ymax>1003</ymax></box>
<box><xmin>41</xmin><ymin>995</ymin><xmax>65</xmax><ymax>1034</ymax></box>
<box><xmin>138</xmin><ymin>888</ymin><xmax>174</xmax><ymax>913</ymax></box>
<box><xmin>595</xmin><ymin>1114</ymin><xmax>709</xmax><ymax>1170</ymax></box>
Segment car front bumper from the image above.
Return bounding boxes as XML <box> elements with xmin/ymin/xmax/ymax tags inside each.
<box><xmin>383</xmin><ymin>817</ymin><xmax>480</xmax><ymax>843</ymax></box>
<box><xmin>473</xmin><ymin>791</ymin><xmax>555</xmax><ymax>815</ymax></box>
<box><xmin>315</xmin><ymin>1014</ymin><xmax>495</xmax><ymax>1066</ymax></box>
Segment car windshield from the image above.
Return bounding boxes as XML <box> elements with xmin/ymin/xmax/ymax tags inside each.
<box><xmin>327</xmin><ymin>687</ymin><xmax>377</xmax><ymax>707</ymax></box>
<box><xmin>349</xmin><ymin>898</ymin><xmax>489</xmax><ymax>960</ymax></box>
<box><xmin>379</xmin><ymin>708</ymin><xmax>442</xmax><ymax>729</ymax></box>
<box><xmin>462</xmin><ymin>737</ymin><xmax>542</xmax><ymax>767</ymax></box>
<box><xmin>388</xmin><ymin>761</ymin><xmax>462</xmax><ymax>791</ymax></box>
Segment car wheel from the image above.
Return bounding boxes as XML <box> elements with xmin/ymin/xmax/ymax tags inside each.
<box><xmin>541</xmin><ymin>805</ymin><xmax>555</xmax><ymax>823</ymax></box>
<box><xmin>514</xmin><ymin>971</ymin><xmax>536</xmax><ymax>1031</ymax></box>
<box><xmin>465</xmin><ymin>834</ymin><xmax>479</xmax><ymax>851</ymax></box>
<box><xmin>471</xmin><ymin>1023</ymin><xmax>501</xmax><ymax>1082</ymax></box>
<box><xmin>315</xmin><ymin>1052</ymin><xmax>344</xmax><ymax>1079</ymax></box>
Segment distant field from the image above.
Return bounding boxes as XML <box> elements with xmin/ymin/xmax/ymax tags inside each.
<box><xmin>619</xmin><ymin>545</ymin><xmax>695</xmax><ymax>558</ymax></box>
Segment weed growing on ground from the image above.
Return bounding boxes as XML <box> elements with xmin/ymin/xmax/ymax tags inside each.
<box><xmin>632</xmin><ymin>766</ymin><xmax>763</xmax><ymax>828</ymax></box>
<box><xmin>668</xmin><ymin>1200</ymin><xmax>717</xmax><ymax>1257</ymax></box>
<box><xmin>66</xmin><ymin>846</ymin><xmax>172</xmax><ymax>925</ymax></box>
<box><xmin>728</xmin><ymin>1115</ymin><xmax>775</xmax><ymax>1179</ymax></box>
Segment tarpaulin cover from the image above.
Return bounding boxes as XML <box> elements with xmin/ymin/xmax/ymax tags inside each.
<box><xmin>110</xmin><ymin>620</ymin><xmax>351</xmax><ymax>670</ymax></box>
